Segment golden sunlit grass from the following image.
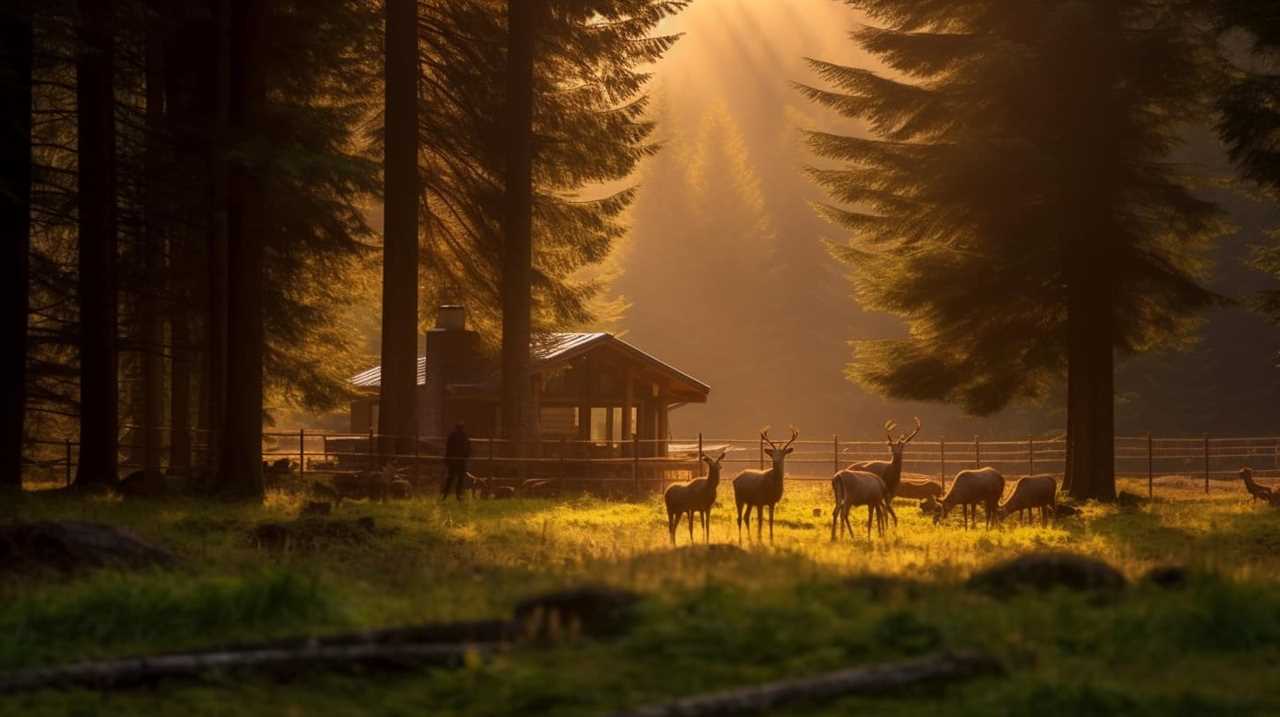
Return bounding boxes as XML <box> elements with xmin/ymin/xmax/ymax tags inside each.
<box><xmin>3</xmin><ymin>478</ymin><xmax>1280</xmax><ymax>715</ymax></box>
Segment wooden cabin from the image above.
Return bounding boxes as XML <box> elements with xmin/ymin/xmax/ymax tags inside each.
<box><xmin>349</xmin><ymin>306</ymin><xmax>710</xmax><ymax>459</ymax></box>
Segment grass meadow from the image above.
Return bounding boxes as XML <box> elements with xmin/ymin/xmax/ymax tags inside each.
<box><xmin>2</xmin><ymin>476</ymin><xmax>1280</xmax><ymax>715</ymax></box>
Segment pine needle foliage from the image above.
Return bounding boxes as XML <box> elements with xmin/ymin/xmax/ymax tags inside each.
<box><xmin>415</xmin><ymin>0</ymin><xmax>688</xmax><ymax>340</ymax></box>
<box><xmin>799</xmin><ymin>0</ymin><xmax>1227</xmax><ymax>416</ymax></box>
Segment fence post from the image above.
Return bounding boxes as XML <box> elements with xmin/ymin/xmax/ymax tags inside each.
<box><xmin>299</xmin><ymin>429</ymin><xmax>306</xmax><ymax>480</ymax></box>
<box><xmin>561</xmin><ymin>437</ymin><xmax>568</xmax><ymax>493</ymax></box>
<box><xmin>833</xmin><ymin>434</ymin><xmax>839</xmax><ymax>475</ymax></box>
<box><xmin>974</xmin><ymin>435</ymin><xmax>981</xmax><ymax>468</ymax></box>
<box><xmin>488</xmin><ymin>437</ymin><xmax>495</xmax><ymax>476</ymax></box>
<box><xmin>1203</xmin><ymin>434</ymin><xmax>1210</xmax><ymax>495</ymax></box>
<box><xmin>412</xmin><ymin>432</ymin><xmax>419</xmax><ymax>484</ymax></box>
<box><xmin>1027</xmin><ymin>437</ymin><xmax>1034</xmax><ymax>476</ymax></box>
<box><xmin>759</xmin><ymin>435</ymin><xmax>764</xmax><ymax>470</ymax></box>
<box><xmin>368</xmin><ymin>427</ymin><xmax>375</xmax><ymax>467</ymax></box>
<box><xmin>65</xmin><ymin>439</ymin><xmax>72</xmax><ymax>486</ymax></box>
<box><xmin>1152</xmin><ymin>430</ymin><xmax>1162</xmax><ymax>499</ymax></box>
<box><xmin>939</xmin><ymin>437</ymin><xmax>946</xmax><ymax>489</ymax></box>
<box><xmin>322</xmin><ymin>434</ymin><xmax>328</xmax><ymax>465</ymax></box>
<box><xmin>633</xmin><ymin>432</ymin><xmax>640</xmax><ymax>494</ymax></box>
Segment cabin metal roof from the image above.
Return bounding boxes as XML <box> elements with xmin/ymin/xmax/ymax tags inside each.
<box><xmin>349</xmin><ymin>332</ymin><xmax>710</xmax><ymax>394</ymax></box>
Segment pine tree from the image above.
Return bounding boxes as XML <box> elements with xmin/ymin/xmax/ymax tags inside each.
<box><xmin>1212</xmin><ymin>1</ymin><xmax>1280</xmax><ymax>330</ymax></box>
<box><xmin>800</xmin><ymin>0</ymin><xmax>1225</xmax><ymax>500</ymax></box>
<box><xmin>74</xmin><ymin>0</ymin><xmax>120</xmax><ymax>488</ymax></box>
<box><xmin>378</xmin><ymin>0</ymin><xmax>420</xmax><ymax>460</ymax></box>
<box><xmin>416</xmin><ymin>0</ymin><xmax>687</xmax><ymax>341</ymax></box>
<box><xmin>1</xmin><ymin>2</ymin><xmax>33</xmax><ymax>490</ymax></box>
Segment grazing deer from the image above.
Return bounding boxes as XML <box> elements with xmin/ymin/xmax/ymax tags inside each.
<box><xmin>934</xmin><ymin>467</ymin><xmax>1006</xmax><ymax>530</ymax></box>
<box><xmin>1239</xmin><ymin>467</ymin><xmax>1273</xmax><ymax>503</ymax></box>
<box><xmin>664</xmin><ymin>451</ymin><xmax>726</xmax><ymax>545</ymax></box>
<box><xmin>997</xmin><ymin>475</ymin><xmax>1058</xmax><ymax>527</ymax></box>
<box><xmin>733</xmin><ymin>427</ymin><xmax>798</xmax><ymax>543</ymax></box>
<box><xmin>848</xmin><ymin>417</ymin><xmax>922</xmax><ymax>528</ymax></box>
<box><xmin>830</xmin><ymin>469</ymin><xmax>889</xmax><ymax>542</ymax></box>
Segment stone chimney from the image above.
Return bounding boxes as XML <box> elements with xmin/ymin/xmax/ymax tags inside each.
<box><xmin>420</xmin><ymin>305</ymin><xmax>484</xmax><ymax>436</ymax></box>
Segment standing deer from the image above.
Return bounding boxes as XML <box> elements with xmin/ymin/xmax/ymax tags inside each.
<box><xmin>664</xmin><ymin>451</ymin><xmax>726</xmax><ymax>545</ymax></box>
<box><xmin>830</xmin><ymin>469</ymin><xmax>889</xmax><ymax>542</ymax></box>
<box><xmin>1239</xmin><ymin>467</ymin><xmax>1273</xmax><ymax>503</ymax></box>
<box><xmin>733</xmin><ymin>427</ymin><xmax>797</xmax><ymax>543</ymax></box>
<box><xmin>849</xmin><ymin>417</ymin><xmax>921</xmax><ymax>528</ymax></box>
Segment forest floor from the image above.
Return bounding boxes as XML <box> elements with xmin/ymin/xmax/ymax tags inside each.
<box><xmin>2</xmin><ymin>476</ymin><xmax>1280</xmax><ymax>716</ymax></box>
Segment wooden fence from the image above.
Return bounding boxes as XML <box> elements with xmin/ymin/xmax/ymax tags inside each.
<box><xmin>24</xmin><ymin>429</ymin><xmax>1280</xmax><ymax>497</ymax></box>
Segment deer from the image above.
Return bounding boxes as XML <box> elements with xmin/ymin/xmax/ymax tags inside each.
<box><xmin>933</xmin><ymin>467</ymin><xmax>1006</xmax><ymax>530</ymax></box>
<box><xmin>664</xmin><ymin>451</ymin><xmax>726</xmax><ymax>545</ymax></box>
<box><xmin>848</xmin><ymin>417</ymin><xmax>921</xmax><ymax>529</ymax></box>
<box><xmin>997</xmin><ymin>474</ymin><xmax>1058</xmax><ymax>527</ymax></box>
<box><xmin>733</xmin><ymin>427</ymin><xmax>797</xmax><ymax>543</ymax></box>
<box><xmin>1239</xmin><ymin>467</ymin><xmax>1273</xmax><ymax>504</ymax></box>
<box><xmin>830</xmin><ymin>469</ymin><xmax>889</xmax><ymax>542</ymax></box>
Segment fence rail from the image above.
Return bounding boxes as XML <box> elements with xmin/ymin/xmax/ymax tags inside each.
<box><xmin>23</xmin><ymin>427</ymin><xmax>1280</xmax><ymax>497</ymax></box>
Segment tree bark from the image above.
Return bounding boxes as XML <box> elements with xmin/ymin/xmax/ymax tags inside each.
<box><xmin>216</xmin><ymin>0</ymin><xmax>268</xmax><ymax>499</ymax></box>
<box><xmin>205</xmin><ymin>0</ymin><xmax>231</xmax><ymax>468</ymax></box>
<box><xmin>500</xmin><ymin>0</ymin><xmax>539</xmax><ymax>455</ymax></box>
<box><xmin>377</xmin><ymin>0</ymin><xmax>419</xmax><ymax>461</ymax></box>
<box><xmin>141</xmin><ymin>0</ymin><xmax>166</xmax><ymax>479</ymax></box>
<box><xmin>1</xmin><ymin>2</ymin><xmax>32</xmax><ymax>491</ymax></box>
<box><xmin>74</xmin><ymin>0</ymin><xmax>120</xmax><ymax>489</ymax></box>
<box><xmin>1063</xmin><ymin>258</ymin><xmax>1116</xmax><ymax>501</ymax></box>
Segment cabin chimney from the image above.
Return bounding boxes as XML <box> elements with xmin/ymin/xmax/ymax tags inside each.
<box><xmin>421</xmin><ymin>304</ymin><xmax>484</xmax><ymax>436</ymax></box>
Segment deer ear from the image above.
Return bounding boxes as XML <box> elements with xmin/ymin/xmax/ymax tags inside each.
<box><xmin>783</xmin><ymin>446</ymin><xmax>794</xmax><ymax>455</ymax></box>
<box><xmin>764</xmin><ymin>448</ymin><xmax>775</xmax><ymax>458</ymax></box>
<box><xmin>701</xmin><ymin>455</ymin><xmax>712</xmax><ymax>465</ymax></box>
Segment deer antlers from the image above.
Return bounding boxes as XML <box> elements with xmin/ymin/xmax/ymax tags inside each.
<box><xmin>761</xmin><ymin>426</ymin><xmax>800</xmax><ymax>452</ymax></box>
<box><xmin>885</xmin><ymin>417</ymin><xmax>922</xmax><ymax>446</ymax></box>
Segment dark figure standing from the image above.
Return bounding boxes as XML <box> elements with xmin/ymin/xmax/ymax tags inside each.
<box><xmin>442</xmin><ymin>423</ymin><xmax>471</xmax><ymax>501</ymax></box>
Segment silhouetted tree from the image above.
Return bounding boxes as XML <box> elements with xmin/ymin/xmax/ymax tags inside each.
<box><xmin>1</xmin><ymin>3</ymin><xmax>33</xmax><ymax>490</ymax></box>
<box><xmin>800</xmin><ymin>0</ymin><xmax>1226</xmax><ymax>500</ymax></box>
<box><xmin>1213</xmin><ymin>1</ymin><xmax>1280</xmax><ymax>332</ymax></box>
<box><xmin>500</xmin><ymin>0</ymin><xmax>538</xmax><ymax>450</ymax></box>
<box><xmin>74</xmin><ymin>0</ymin><xmax>119</xmax><ymax>488</ymax></box>
<box><xmin>378</xmin><ymin>0</ymin><xmax>420</xmax><ymax>460</ymax></box>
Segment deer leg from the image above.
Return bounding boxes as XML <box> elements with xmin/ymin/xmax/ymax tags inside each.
<box><xmin>767</xmin><ymin>504</ymin><xmax>774</xmax><ymax>543</ymax></box>
<box><xmin>756</xmin><ymin>506</ymin><xmax>763</xmax><ymax>542</ymax></box>
<box><xmin>668</xmin><ymin>511</ymin><xmax>676</xmax><ymax>545</ymax></box>
<box><xmin>736</xmin><ymin>501</ymin><xmax>745</xmax><ymax>542</ymax></box>
<box><xmin>702</xmin><ymin>508</ymin><xmax>710</xmax><ymax>543</ymax></box>
<box><xmin>884</xmin><ymin>497</ymin><xmax>898</xmax><ymax>528</ymax></box>
<box><xmin>841</xmin><ymin>506</ymin><xmax>854</xmax><ymax>543</ymax></box>
<box><xmin>687</xmin><ymin>510</ymin><xmax>695</xmax><ymax>543</ymax></box>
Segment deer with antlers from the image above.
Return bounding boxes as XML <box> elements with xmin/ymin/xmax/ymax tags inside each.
<box><xmin>847</xmin><ymin>417</ymin><xmax>921</xmax><ymax>528</ymax></box>
<box><xmin>733</xmin><ymin>427</ymin><xmax>797</xmax><ymax>543</ymax></box>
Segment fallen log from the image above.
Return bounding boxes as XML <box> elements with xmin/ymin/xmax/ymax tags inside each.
<box><xmin>608</xmin><ymin>651</ymin><xmax>1002</xmax><ymax>717</ymax></box>
<box><xmin>0</xmin><ymin>641</ymin><xmax>502</xmax><ymax>694</ymax></box>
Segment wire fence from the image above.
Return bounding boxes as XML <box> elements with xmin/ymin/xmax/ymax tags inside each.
<box><xmin>23</xmin><ymin>428</ymin><xmax>1280</xmax><ymax>497</ymax></box>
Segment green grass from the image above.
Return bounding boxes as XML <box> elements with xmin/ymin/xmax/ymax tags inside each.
<box><xmin>2</xmin><ymin>478</ymin><xmax>1279</xmax><ymax>715</ymax></box>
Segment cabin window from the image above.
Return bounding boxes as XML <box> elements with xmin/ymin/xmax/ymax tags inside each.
<box><xmin>539</xmin><ymin>407</ymin><xmax>576</xmax><ymax>436</ymax></box>
<box><xmin>590</xmin><ymin>407</ymin><xmax>609</xmax><ymax>444</ymax></box>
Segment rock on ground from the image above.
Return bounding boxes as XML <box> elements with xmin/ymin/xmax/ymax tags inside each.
<box><xmin>0</xmin><ymin>521</ymin><xmax>176</xmax><ymax>575</ymax></box>
<box><xmin>967</xmin><ymin>551</ymin><xmax>1126</xmax><ymax>597</ymax></box>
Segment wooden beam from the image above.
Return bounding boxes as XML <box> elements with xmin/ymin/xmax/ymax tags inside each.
<box><xmin>621</xmin><ymin>367</ymin><xmax>634</xmax><ymax>456</ymax></box>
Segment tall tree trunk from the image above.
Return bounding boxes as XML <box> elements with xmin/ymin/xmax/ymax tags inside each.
<box><xmin>500</xmin><ymin>0</ymin><xmax>538</xmax><ymax>457</ymax></box>
<box><xmin>206</xmin><ymin>0</ymin><xmax>231</xmax><ymax>468</ymax></box>
<box><xmin>141</xmin><ymin>0</ymin><xmax>166</xmax><ymax>480</ymax></box>
<box><xmin>74</xmin><ymin>0</ymin><xmax>119</xmax><ymax>488</ymax></box>
<box><xmin>1063</xmin><ymin>256</ymin><xmax>1116</xmax><ymax>501</ymax></box>
<box><xmin>1</xmin><ymin>2</ymin><xmax>32</xmax><ymax>491</ymax></box>
<box><xmin>377</xmin><ymin>0</ymin><xmax>419</xmax><ymax>461</ymax></box>
<box><xmin>169</xmin><ymin>302</ymin><xmax>191</xmax><ymax>472</ymax></box>
<box><xmin>216</xmin><ymin>0</ymin><xmax>267</xmax><ymax>499</ymax></box>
